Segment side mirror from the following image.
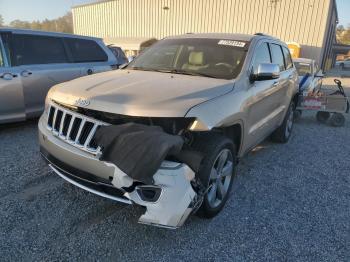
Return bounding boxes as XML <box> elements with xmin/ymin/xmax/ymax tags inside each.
<box><xmin>127</xmin><ymin>56</ymin><xmax>135</xmax><ymax>63</ymax></box>
<box><xmin>251</xmin><ymin>63</ymin><xmax>280</xmax><ymax>81</ymax></box>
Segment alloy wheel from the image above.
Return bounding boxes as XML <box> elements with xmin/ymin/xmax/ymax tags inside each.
<box><xmin>207</xmin><ymin>149</ymin><xmax>234</xmax><ymax>208</ymax></box>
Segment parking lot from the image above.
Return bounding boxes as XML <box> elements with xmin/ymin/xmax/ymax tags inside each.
<box><xmin>1</xmin><ymin>78</ymin><xmax>349</xmax><ymax>261</ymax></box>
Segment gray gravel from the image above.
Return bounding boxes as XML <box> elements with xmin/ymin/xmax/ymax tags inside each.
<box><xmin>1</xmin><ymin>81</ymin><xmax>350</xmax><ymax>262</ymax></box>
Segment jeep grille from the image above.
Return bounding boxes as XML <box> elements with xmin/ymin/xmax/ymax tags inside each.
<box><xmin>46</xmin><ymin>102</ymin><xmax>108</xmax><ymax>155</ymax></box>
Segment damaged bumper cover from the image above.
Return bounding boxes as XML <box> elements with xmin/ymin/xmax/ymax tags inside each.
<box><xmin>39</xmin><ymin>116</ymin><xmax>199</xmax><ymax>228</ymax></box>
<box><xmin>41</xmin><ymin>147</ymin><xmax>197</xmax><ymax>229</ymax></box>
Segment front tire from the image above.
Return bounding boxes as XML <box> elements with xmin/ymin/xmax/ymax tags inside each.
<box><xmin>271</xmin><ymin>101</ymin><xmax>295</xmax><ymax>143</ymax></box>
<box><xmin>192</xmin><ymin>134</ymin><xmax>236</xmax><ymax>218</ymax></box>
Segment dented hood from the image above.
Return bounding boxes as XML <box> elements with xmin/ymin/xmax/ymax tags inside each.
<box><xmin>48</xmin><ymin>69</ymin><xmax>234</xmax><ymax>117</ymax></box>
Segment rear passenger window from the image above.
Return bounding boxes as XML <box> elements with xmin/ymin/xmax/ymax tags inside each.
<box><xmin>13</xmin><ymin>34</ymin><xmax>68</xmax><ymax>65</ymax></box>
<box><xmin>65</xmin><ymin>38</ymin><xmax>108</xmax><ymax>63</ymax></box>
<box><xmin>270</xmin><ymin>44</ymin><xmax>285</xmax><ymax>71</ymax></box>
<box><xmin>252</xmin><ymin>42</ymin><xmax>271</xmax><ymax>71</ymax></box>
<box><xmin>282</xmin><ymin>46</ymin><xmax>293</xmax><ymax>70</ymax></box>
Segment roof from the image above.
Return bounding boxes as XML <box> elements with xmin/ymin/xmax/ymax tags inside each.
<box><xmin>166</xmin><ymin>32</ymin><xmax>282</xmax><ymax>42</ymax></box>
<box><xmin>166</xmin><ymin>33</ymin><xmax>255</xmax><ymax>41</ymax></box>
<box><xmin>0</xmin><ymin>27</ymin><xmax>102</xmax><ymax>40</ymax></box>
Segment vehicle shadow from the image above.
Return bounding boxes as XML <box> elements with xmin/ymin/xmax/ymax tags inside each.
<box><xmin>0</xmin><ymin>118</ymin><xmax>39</xmax><ymax>132</ymax></box>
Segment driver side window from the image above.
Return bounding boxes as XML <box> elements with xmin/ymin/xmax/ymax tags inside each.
<box><xmin>252</xmin><ymin>42</ymin><xmax>271</xmax><ymax>72</ymax></box>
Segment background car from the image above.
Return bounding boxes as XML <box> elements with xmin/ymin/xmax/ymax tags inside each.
<box><xmin>107</xmin><ymin>44</ymin><xmax>128</xmax><ymax>67</ymax></box>
<box><xmin>335</xmin><ymin>57</ymin><xmax>350</xmax><ymax>70</ymax></box>
<box><xmin>0</xmin><ymin>28</ymin><xmax>117</xmax><ymax>124</ymax></box>
<box><xmin>294</xmin><ymin>58</ymin><xmax>323</xmax><ymax>93</ymax></box>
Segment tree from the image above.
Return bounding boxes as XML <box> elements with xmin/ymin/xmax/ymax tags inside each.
<box><xmin>7</xmin><ymin>12</ymin><xmax>73</xmax><ymax>33</ymax></box>
<box><xmin>337</xmin><ymin>24</ymin><xmax>350</xmax><ymax>45</ymax></box>
<box><xmin>0</xmin><ymin>15</ymin><xmax>4</xmax><ymax>27</ymax></box>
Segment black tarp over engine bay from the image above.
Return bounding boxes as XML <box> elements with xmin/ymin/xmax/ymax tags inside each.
<box><xmin>94</xmin><ymin>123</ymin><xmax>188</xmax><ymax>184</ymax></box>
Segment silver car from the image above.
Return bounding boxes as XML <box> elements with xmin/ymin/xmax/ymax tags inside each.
<box><xmin>0</xmin><ymin>28</ymin><xmax>117</xmax><ymax>124</ymax></box>
<box><xmin>39</xmin><ymin>33</ymin><xmax>298</xmax><ymax>228</ymax></box>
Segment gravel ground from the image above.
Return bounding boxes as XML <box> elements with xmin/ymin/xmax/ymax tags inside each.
<box><xmin>0</xmin><ymin>79</ymin><xmax>349</xmax><ymax>261</ymax></box>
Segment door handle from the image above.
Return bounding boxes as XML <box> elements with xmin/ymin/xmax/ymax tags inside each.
<box><xmin>21</xmin><ymin>70</ymin><xmax>33</xmax><ymax>77</ymax></box>
<box><xmin>0</xmin><ymin>73</ymin><xmax>17</xmax><ymax>80</ymax></box>
<box><xmin>272</xmin><ymin>81</ymin><xmax>279</xmax><ymax>87</ymax></box>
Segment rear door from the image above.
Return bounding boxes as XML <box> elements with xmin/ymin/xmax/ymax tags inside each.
<box><xmin>12</xmin><ymin>33</ymin><xmax>82</xmax><ymax>118</ymax></box>
<box><xmin>64</xmin><ymin>38</ymin><xmax>113</xmax><ymax>76</ymax></box>
<box><xmin>269</xmin><ymin>43</ymin><xmax>290</xmax><ymax>122</ymax></box>
<box><xmin>281</xmin><ymin>45</ymin><xmax>297</xmax><ymax>102</ymax></box>
<box><xmin>0</xmin><ymin>32</ymin><xmax>25</xmax><ymax>123</ymax></box>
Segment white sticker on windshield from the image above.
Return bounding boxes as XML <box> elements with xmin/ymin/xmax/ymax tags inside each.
<box><xmin>218</xmin><ymin>40</ymin><xmax>246</xmax><ymax>47</ymax></box>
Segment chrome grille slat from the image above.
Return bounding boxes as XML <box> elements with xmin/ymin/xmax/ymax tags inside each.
<box><xmin>46</xmin><ymin>102</ymin><xmax>108</xmax><ymax>156</ymax></box>
<box><xmin>75</xmin><ymin>119</ymin><xmax>86</xmax><ymax>144</ymax></box>
<box><xmin>52</xmin><ymin>108</ymin><xmax>58</xmax><ymax>131</ymax></box>
<box><xmin>59</xmin><ymin>112</ymin><xmax>66</xmax><ymax>135</ymax></box>
<box><xmin>84</xmin><ymin>124</ymin><xmax>98</xmax><ymax>147</ymax></box>
<box><xmin>66</xmin><ymin>116</ymin><xmax>76</xmax><ymax>139</ymax></box>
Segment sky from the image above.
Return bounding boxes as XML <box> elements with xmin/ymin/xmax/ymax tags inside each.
<box><xmin>1</xmin><ymin>0</ymin><xmax>350</xmax><ymax>26</ymax></box>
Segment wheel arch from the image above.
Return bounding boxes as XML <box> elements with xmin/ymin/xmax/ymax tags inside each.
<box><xmin>215</xmin><ymin>122</ymin><xmax>243</xmax><ymax>156</ymax></box>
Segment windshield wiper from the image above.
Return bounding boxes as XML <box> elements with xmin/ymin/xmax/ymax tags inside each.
<box><xmin>168</xmin><ymin>69</ymin><xmax>219</xmax><ymax>79</ymax></box>
<box><xmin>129</xmin><ymin>67</ymin><xmax>219</xmax><ymax>79</ymax></box>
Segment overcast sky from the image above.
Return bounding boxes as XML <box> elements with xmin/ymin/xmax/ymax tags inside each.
<box><xmin>1</xmin><ymin>0</ymin><xmax>350</xmax><ymax>26</ymax></box>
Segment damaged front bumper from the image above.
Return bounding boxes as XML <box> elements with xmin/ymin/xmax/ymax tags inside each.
<box><xmin>39</xmin><ymin>116</ymin><xmax>198</xmax><ymax>229</ymax></box>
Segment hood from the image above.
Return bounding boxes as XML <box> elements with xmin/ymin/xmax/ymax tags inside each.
<box><xmin>48</xmin><ymin>69</ymin><xmax>234</xmax><ymax>117</ymax></box>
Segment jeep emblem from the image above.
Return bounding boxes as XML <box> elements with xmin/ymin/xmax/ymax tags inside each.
<box><xmin>74</xmin><ymin>98</ymin><xmax>90</xmax><ymax>107</ymax></box>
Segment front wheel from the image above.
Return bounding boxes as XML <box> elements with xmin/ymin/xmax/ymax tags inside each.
<box><xmin>271</xmin><ymin>101</ymin><xmax>295</xmax><ymax>143</ymax></box>
<box><xmin>193</xmin><ymin>134</ymin><xmax>236</xmax><ymax>218</ymax></box>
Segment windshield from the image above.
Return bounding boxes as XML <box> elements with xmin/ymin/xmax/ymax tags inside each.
<box><xmin>127</xmin><ymin>38</ymin><xmax>249</xmax><ymax>80</ymax></box>
<box><xmin>294</xmin><ymin>62</ymin><xmax>312</xmax><ymax>76</ymax></box>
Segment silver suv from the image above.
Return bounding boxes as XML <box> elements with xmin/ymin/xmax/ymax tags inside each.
<box><xmin>0</xmin><ymin>28</ymin><xmax>117</xmax><ymax>124</ymax></box>
<box><xmin>39</xmin><ymin>33</ymin><xmax>298</xmax><ymax>228</ymax></box>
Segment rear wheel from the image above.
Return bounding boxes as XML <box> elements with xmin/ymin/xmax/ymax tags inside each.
<box><xmin>271</xmin><ymin>101</ymin><xmax>295</xmax><ymax>143</ymax></box>
<box><xmin>193</xmin><ymin>134</ymin><xmax>236</xmax><ymax>218</ymax></box>
<box><xmin>329</xmin><ymin>113</ymin><xmax>345</xmax><ymax>127</ymax></box>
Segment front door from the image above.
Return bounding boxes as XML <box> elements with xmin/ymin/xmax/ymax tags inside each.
<box><xmin>0</xmin><ymin>34</ymin><xmax>25</xmax><ymax>123</ymax></box>
<box><xmin>244</xmin><ymin>42</ymin><xmax>285</xmax><ymax>150</ymax></box>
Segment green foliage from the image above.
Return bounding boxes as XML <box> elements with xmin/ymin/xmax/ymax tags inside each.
<box><xmin>3</xmin><ymin>12</ymin><xmax>73</xmax><ymax>33</ymax></box>
<box><xmin>0</xmin><ymin>14</ymin><xmax>4</xmax><ymax>27</ymax></box>
<box><xmin>337</xmin><ymin>24</ymin><xmax>350</xmax><ymax>45</ymax></box>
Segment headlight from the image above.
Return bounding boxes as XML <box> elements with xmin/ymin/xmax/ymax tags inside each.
<box><xmin>188</xmin><ymin>119</ymin><xmax>210</xmax><ymax>131</ymax></box>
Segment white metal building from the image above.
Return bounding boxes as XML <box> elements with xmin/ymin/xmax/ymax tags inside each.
<box><xmin>72</xmin><ymin>0</ymin><xmax>338</xmax><ymax>69</ymax></box>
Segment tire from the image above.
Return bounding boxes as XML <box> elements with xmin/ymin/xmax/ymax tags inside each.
<box><xmin>271</xmin><ymin>101</ymin><xmax>295</xmax><ymax>143</ymax></box>
<box><xmin>192</xmin><ymin>133</ymin><xmax>236</xmax><ymax>218</ymax></box>
<box><xmin>329</xmin><ymin>113</ymin><xmax>345</xmax><ymax>127</ymax></box>
<box><xmin>316</xmin><ymin>111</ymin><xmax>330</xmax><ymax>123</ymax></box>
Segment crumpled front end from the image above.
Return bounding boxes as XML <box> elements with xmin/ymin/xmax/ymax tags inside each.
<box><xmin>38</xmin><ymin>100</ymin><xmax>203</xmax><ymax>229</ymax></box>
